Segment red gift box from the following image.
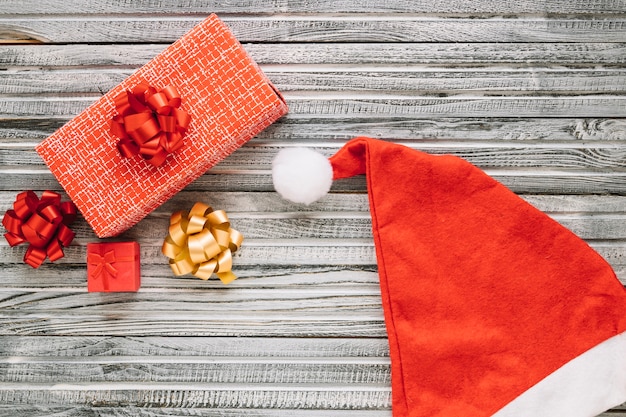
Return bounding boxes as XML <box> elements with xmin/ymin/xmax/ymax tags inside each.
<box><xmin>87</xmin><ymin>242</ymin><xmax>141</xmax><ymax>292</ymax></box>
<box><xmin>36</xmin><ymin>14</ymin><xmax>288</xmax><ymax>238</ymax></box>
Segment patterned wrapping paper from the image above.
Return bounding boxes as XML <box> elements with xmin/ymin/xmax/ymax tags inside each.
<box><xmin>36</xmin><ymin>14</ymin><xmax>288</xmax><ymax>237</ymax></box>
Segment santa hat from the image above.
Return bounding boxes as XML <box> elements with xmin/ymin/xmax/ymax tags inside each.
<box><xmin>272</xmin><ymin>137</ymin><xmax>626</xmax><ymax>417</ymax></box>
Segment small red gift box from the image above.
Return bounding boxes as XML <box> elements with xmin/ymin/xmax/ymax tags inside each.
<box><xmin>87</xmin><ymin>242</ymin><xmax>141</xmax><ymax>292</ymax></box>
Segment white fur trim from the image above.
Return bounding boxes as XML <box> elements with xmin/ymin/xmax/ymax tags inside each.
<box><xmin>493</xmin><ymin>331</ymin><xmax>626</xmax><ymax>417</ymax></box>
<box><xmin>272</xmin><ymin>147</ymin><xmax>333</xmax><ymax>205</ymax></box>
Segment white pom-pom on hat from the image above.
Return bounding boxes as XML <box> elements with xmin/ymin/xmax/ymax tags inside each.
<box><xmin>272</xmin><ymin>147</ymin><xmax>333</xmax><ymax>205</ymax></box>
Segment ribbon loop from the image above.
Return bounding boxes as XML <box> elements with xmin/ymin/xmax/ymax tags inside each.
<box><xmin>161</xmin><ymin>202</ymin><xmax>243</xmax><ymax>284</ymax></box>
<box><xmin>88</xmin><ymin>251</ymin><xmax>119</xmax><ymax>279</ymax></box>
<box><xmin>111</xmin><ymin>82</ymin><xmax>191</xmax><ymax>167</ymax></box>
<box><xmin>2</xmin><ymin>190</ymin><xmax>78</xmax><ymax>268</ymax></box>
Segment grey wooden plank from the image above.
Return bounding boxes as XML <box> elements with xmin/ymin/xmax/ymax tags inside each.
<box><xmin>0</xmin><ymin>383</ymin><xmax>392</xmax><ymax>409</ymax></box>
<box><xmin>0</xmin><ymin>406</ymin><xmax>393</xmax><ymax>417</ymax></box>
<box><xmin>0</xmin><ymin>254</ymin><xmax>624</xmax><ymax>288</ymax></box>
<box><xmin>3</xmin><ymin>96</ymin><xmax>626</xmax><ymax>118</ymax></box>
<box><xmin>0</xmin><ymin>407</ymin><xmax>621</xmax><ymax>417</ymax></box>
<box><xmin>2</xmin><ymin>117</ymin><xmax>626</xmax><ymax>143</ymax></box>
<box><xmin>0</xmin><ymin>358</ymin><xmax>391</xmax><ymax>384</ymax></box>
<box><xmin>6</xmin><ymin>144</ymin><xmax>626</xmax><ymax>171</ymax></box>
<box><xmin>1</xmin><ymin>239</ymin><xmax>625</xmax><ymax>280</ymax></box>
<box><xmin>3</xmin><ymin>68</ymin><xmax>626</xmax><ymax>95</ymax></box>
<box><xmin>242</xmin><ymin>69</ymin><xmax>626</xmax><ymax>95</ymax></box>
<box><xmin>73</xmin><ymin>238</ymin><xmax>626</xmax><ymax>275</ymax></box>
<box><xmin>0</xmin><ymin>355</ymin><xmax>391</xmax><ymax>384</ymax></box>
<box><xmin>281</xmin><ymin>96</ymin><xmax>626</xmax><ymax>118</ymax></box>
<box><xmin>2</xmin><ymin>191</ymin><xmax>626</xmax><ymax>214</ymax></box>
<box><xmin>3</xmin><ymin>190</ymin><xmax>622</xmax><ymax>215</ymax></box>
<box><xmin>143</xmin><ymin>214</ymin><xmax>626</xmax><ymax>240</ymax></box>
<box><xmin>1</xmin><ymin>17</ymin><xmax>626</xmax><ymax>43</ymax></box>
<box><xmin>0</xmin><ymin>371</ymin><xmax>620</xmax><ymax>412</ymax></box>
<box><xmin>0</xmin><ymin>264</ymin><xmax>379</xmax><ymax>289</ymax></box>
<box><xmin>0</xmin><ymin>287</ymin><xmax>385</xmax><ymax>313</ymax></box>
<box><xmin>3</xmin><ymin>168</ymin><xmax>626</xmax><ymax>194</ymax></box>
<box><xmin>1</xmin><ymin>205</ymin><xmax>622</xmax><ymax>241</ymax></box>
<box><xmin>2</xmin><ymin>0</ymin><xmax>626</xmax><ymax>15</ymax></box>
<box><xmin>0</xmin><ymin>237</ymin><xmax>378</xmax><ymax>266</ymax></box>
<box><xmin>1</xmin><ymin>272</ymin><xmax>625</xmax><ymax>337</ymax></box>
<box><xmin>0</xmin><ymin>335</ymin><xmax>390</xmax><ymax>357</ymax></box>
<box><xmin>2</xmin><ymin>43</ymin><xmax>626</xmax><ymax>67</ymax></box>
<box><xmin>0</xmin><ymin>311</ymin><xmax>388</xmax><ymax>337</ymax></box>
<box><xmin>0</xmin><ymin>408</ymin><xmax>621</xmax><ymax>417</ymax></box>
<box><xmin>0</xmin><ymin>191</ymin><xmax>361</xmax><ymax>213</ymax></box>
<box><xmin>216</xmin><ymin>144</ymin><xmax>626</xmax><ymax>171</ymax></box>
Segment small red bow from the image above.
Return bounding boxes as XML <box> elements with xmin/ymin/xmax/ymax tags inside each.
<box><xmin>88</xmin><ymin>250</ymin><xmax>118</xmax><ymax>279</ymax></box>
<box><xmin>2</xmin><ymin>190</ymin><xmax>77</xmax><ymax>268</ymax></box>
<box><xmin>111</xmin><ymin>83</ymin><xmax>191</xmax><ymax>167</ymax></box>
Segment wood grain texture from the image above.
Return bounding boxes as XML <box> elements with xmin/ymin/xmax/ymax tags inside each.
<box><xmin>3</xmin><ymin>68</ymin><xmax>626</xmax><ymax>95</ymax></box>
<box><xmin>3</xmin><ymin>0</ymin><xmax>626</xmax><ymax>15</ymax></box>
<box><xmin>3</xmin><ymin>95</ymin><xmax>626</xmax><ymax>119</ymax></box>
<box><xmin>7</xmin><ymin>144</ymin><xmax>626</xmax><ymax>171</ymax></box>
<box><xmin>4</xmin><ymin>169</ymin><xmax>626</xmax><ymax>195</ymax></box>
<box><xmin>1</xmin><ymin>1</ymin><xmax>625</xmax><ymax>416</ymax></box>
<box><xmin>2</xmin><ymin>17</ymin><xmax>626</xmax><ymax>43</ymax></box>
<box><xmin>2</xmin><ymin>43</ymin><xmax>626</xmax><ymax>67</ymax></box>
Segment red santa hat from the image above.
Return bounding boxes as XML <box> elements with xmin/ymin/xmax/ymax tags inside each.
<box><xmin>272</xmin><ymin>136</ymin><xmax>626</xmax><ymax>417</ymax></box>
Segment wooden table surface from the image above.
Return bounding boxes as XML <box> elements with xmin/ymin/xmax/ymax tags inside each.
<box><xmin>1</xmin><ymin>1</ymin><xmax>625</xmax><ymax>416</ymax></box>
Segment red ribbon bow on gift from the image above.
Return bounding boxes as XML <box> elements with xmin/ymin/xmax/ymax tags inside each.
<box><xmin>88</xmin><ymin>250</ymin><xmax>119</xmax><ymax>279</ymax></box>
<box><xmin>111</xmin><ymin>83</ymin><xmax>192</xmax><ymax>167</ymax></box>
<box><xmin>2</xmin><ymin>190</ymin><xmax>77</xmax><ymax>268</ymax></box>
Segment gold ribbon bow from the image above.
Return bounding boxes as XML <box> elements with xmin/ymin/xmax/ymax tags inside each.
<box><xmin>161</xmin><ymin>202</ymin><xmax>243</xmax><ymax>284</ymax></box>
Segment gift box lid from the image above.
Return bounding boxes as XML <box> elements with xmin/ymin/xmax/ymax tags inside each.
<box><xmin>36</xmin><ymin>14</ymin><xmax>288</xmax><ymax>238</ymax></box>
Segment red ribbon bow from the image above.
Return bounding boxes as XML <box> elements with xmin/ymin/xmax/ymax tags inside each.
<box><xmin>111</xmin><ymin>83</ymin><xmax>192</xmax><ymax>167</ymax></box>
<box><xmin>2</xmin><ymin>190</ymin><xmax>77</xmax><ymax>268</ymax></box>
<box><xmin>88</xmin><ymin>250</ymin><xmax>118</xmax><ymax>279</ymax></box>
